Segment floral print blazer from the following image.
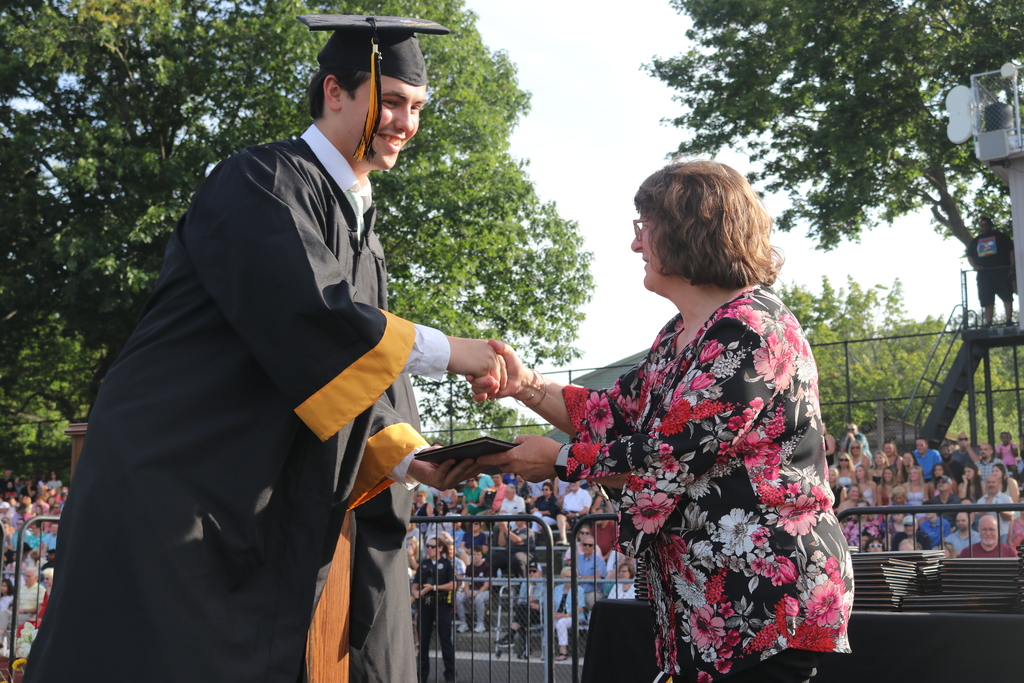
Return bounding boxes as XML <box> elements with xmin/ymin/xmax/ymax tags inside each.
<box><xmin>562</xmin><ymin>286</ymin><xmax>852</xmax><ymax>681</ymax></box>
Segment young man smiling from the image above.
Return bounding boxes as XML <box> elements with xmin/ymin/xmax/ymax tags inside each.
<box><xmin>27</xmin><ymin>16</ymin><xmax>503</xmax><ymax>683</ymax></box>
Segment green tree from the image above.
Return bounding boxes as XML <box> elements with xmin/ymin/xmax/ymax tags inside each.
<box><xmin>0</xmin><ymin>0</ymin><xmax>592</xmax><ymax>471</ymax></box>
<box><xmin>777</xmin><ymin>277</ymin><xmax>946</xmax><ymax>438</ymax></box>
<box><xmin>652</xmin><ymin>0</ymin><xmax>1021</xmax><ymax>248</ymax></box>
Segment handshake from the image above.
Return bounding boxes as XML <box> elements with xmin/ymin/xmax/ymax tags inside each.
<box><xmin>445</xmin><ymin>337</ymin><xmax>527</xmax><ymax>403</ymax></box>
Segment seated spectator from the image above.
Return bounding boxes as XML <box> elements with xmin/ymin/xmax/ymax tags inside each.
<box><xmin>877</xmin><ymin>466</ymin><xmax>898</xmax><ymax>506</ymax></box>
<box><xmin>412</xmin><ymin>488</ymin><xmax>432</xmax><ymax>517</ymax></box>
<box><xmin>551</xmin><ymin>567</ymin><xmax>586</xmax><ymax>662</ymax></box>
<box><xmin>498</xmin><ymin>484</ymin><xmax>525</xmax><ymax>516</ymax></box>
<box><xmin>992</xmin><ymin>463</ymin><xmax>1020</xmax><ymax>503</ymax></box>
<box><xmin>941</xmin><ymin>542</ymin><xmax>958</xmax><ymax>559</ymax></box>
<box><xmin>835</xmin><ymin>453</ymin><xmax>855</xmax><ymax>490</ymax></box>
<box><xmin>846</xmin><ymin>442</ymin><xmax>868</xmax><ymax>470</ymax></box>
<box><xmin>896</xmin><ymin>452</ymin><xmax>915</xmax><ymax>484</ymax></box>
<box><xmin>505</xmin><ymin>519</ymin><xmax>535</xmax><ymax>576</ymax></box>
<box><xmin>959</xmin><ymin>462</ymin><xmax>983</xmax><ymax>501</ymax></box>
<box><xmin>457</xmin><ymin>520</ymin><xmax>489</xmax><ymax>566</ymax></box>
<box><xmin>904</xmin><ymin>466</ymin><xmax>929</xmax><ymax>506</ymax></box>
<box><xmin>870</xmin><ymin>452</ymin><xmax>888</xmax><ymax>484</ymax></box>
<box><xmin>16</xmin><ymin>568</ymin><xmax>45</xmax><ymax>626</ymax></box>
<box><xmin>976</xmin><ymin>443</ymin><xmax>1000</xmax><ymax>479</ymax></box>
<box><xmin>495</xmin><ymin>561</ymin><xmax>544</xmax><ymax>657</ymax></box>
<box><xmin>0</xmin><ymin>578</ymin><xmax>12</xmax><ymax>612</ymax></box>
<box><xmin>455</xmin><ymin>546</ymin><xmax>491</xmax><ymax>633</ymax></box>
<box><xmin>919</xmin><ymin>503</ymin><xmax>951</xmax><ymax>548</ymax></box>
<box><xmin>881</xmin><ymin>441</ymin><xmax>900</xmax><ymax>468</ymax></box>
<box><xmin>530</xmin><ymin>481</ymin><xmax>561</xmax><ymax>534</ymax></box>
<box><xmin>828</xmin><ymin>467</ymin><xmax>846</xmax><ymax>509</ymax></box>
<box><xmin>836</xmin><ymin>483</ymin><xmax>863</xmax><ymax>514</ymax></box>
<box><xmin>960</xmin><ymin>515</ymin><xmax>1016</xmax><ymax>557</ymax></box>
<box><xmin>944</xmin><ymin>512</ymin><xmax>980</xmax><ymax>554</ymax></box>
<box><xmin>891</xmin><ymin>515</ymin><xmax>932</xmax><ymax>550</ymax></box>
<box><xmin>574</xmin><ymin>532</ymin><xmax>604</xmax><ymax>610</ymax></box>
<box><xmin>839</xmin><ymin>424</ymin><xmax>872</xmax><ymax>462</ymax></box>
<box><xmin>1007</xmin><ymin>508</ymin><xmax>1024</xmax><ymax>548</ymax></box>
<box><xmin>462</xmin><ymin>476</ymin><xmax>486</xmax><ymax>515</ymax></box>
<box><xmin>554</xmin><ymin>480</ymin><xmax>591</xmax><ymax>546</ymax></box>
<box><xmin>851</xmin><ymin>464</ymin><xmax>876</xmax><ymax>507</ymax></box>
<box><xmin>896</xmin><ymin>538</ymin><xmax>915</xmax><ymax>551</ymax></box>
<box><xmin>864</xmin><ymin>536</ymin><xmax>885</xmax><ymax>553</ymax></box>
<box><xmin>928</xmin><ymin>476</ymin><xmax>961</xmax><ymax>524</ymax></box>
<box><xmin>977</xmin><ymin>473</ymin><xmax>1014</xmax><ymax>526</ymax></box>
<box><xmin>913</xmin><ymin>437</ymin><xmax>942</xmax><ymax>481</ymax></box>
<box><xmin>605</xmin><ymin>563</ymin><xmax>636</xmax><ymax>599</ymax></box>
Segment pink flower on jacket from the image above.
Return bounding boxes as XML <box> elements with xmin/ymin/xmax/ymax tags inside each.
<box><xmin>698</xmin><ymin>339</ymin><xmax>726</xmax><ymax>363</ymax></box>
<box><xmin>585</xmin><ymin>392</ymin><xmax>615</xmax><ymax>435</ymax></box>
<box><xmin>772</xmin><ymin>555</ymin><xmax>799</xmax><ymax>586</ymax></box>
<box><xmin>689</xmin><ymin>603</ymin><xmax>726</xmax><ymax>651</ymax></box>
<box><xmin>631</xmin><ymin>491</ymin><xmax>676</xmax><ymax>534</ymax></box>
<box><xmin>777</xmin><ymin>494</ymin><xmax>820</xmax><ymax>536</ymax></box>
<box><xmin>753</xmin><ymin>339</ymin><xmax>796</xmax><ymax>391</ymax></box>
<box><xmin>690</xmin><ymin>372</ymin><xmax>716</xmax><ymax>391</ymax></box>
<box><xmin>805</xmin><ymin>580</ymin><xmax>845</xmax><ymax>627</ymax></box>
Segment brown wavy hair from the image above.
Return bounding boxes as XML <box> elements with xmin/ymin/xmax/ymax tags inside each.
<box><xmin>634</xmin><ymin>161</ymin><xmax>782</xmax><ymax>288</ymax></box>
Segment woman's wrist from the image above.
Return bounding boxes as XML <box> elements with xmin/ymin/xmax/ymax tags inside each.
<box><xmin>514</xmin><ymin>369</ymin><xmax>547</xmax><ymax>408</ymax></box>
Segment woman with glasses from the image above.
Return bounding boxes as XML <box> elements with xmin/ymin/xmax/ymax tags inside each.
<box><xmin>413</xmin><ymin>537</ymin><xmax>455</xmax><ymax>682</ymax></box>
<box><xmin>477</xmin><ymin>162</ymin><xmax>852</xmax><ymax>682</ymax></box>
<box><xmin>836</xmin><ymin>453</ymin><xmax>855</xmax><ymax>490</ymax></box>
<box><xmin>846</xmin><ymin>442</ymin><xmax>867</xmax><ymax>469</ymax></box>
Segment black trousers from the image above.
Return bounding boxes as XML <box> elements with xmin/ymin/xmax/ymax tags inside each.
<box><xmin>418</xmin><ymin>601</ymin><xmax>454</xmax><ymax>682</ymax></box>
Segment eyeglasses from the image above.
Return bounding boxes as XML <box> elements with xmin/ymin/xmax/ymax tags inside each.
<box><xmin>839</xmin><ymin>459</ymin><xmax>849</xmax><ymax>462</ymax></box>
<box><xmin>958</xmin><ymin>437</ymin><xmax>968</xmax><ymax>441</ymax></box>
<box><xmin>529</xmin><ymin>568</ymin><xmax>540</xmax><ymax>573</ymax></box>
<box><xmin>868</xmin><ymin>543</ymin><xmax>884</xmax><ymax>549</ymax></box>
<box><xmin>632</xmin><ymin>219</ymin><xmax>647</xmax><ymax>240</ymax></box>
<box><xmin>580</xmin><ymin>542</ymin><xmax>594</xmax><ymax>547</ymax></box>
<box><xmin>426</xmin><ymin>544</ymin><xmax>437</xmax><ymax>548</ymax></box>
<box><xmin>850</xmin><ymin>446</ymin><xmax>860</xmax><ymax>449</ymax></box>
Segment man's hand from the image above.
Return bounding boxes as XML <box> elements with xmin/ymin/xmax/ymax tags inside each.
<box><xmin>477</xmin><ymin>434</ymin><xmax>561</xmax><ymax>483</ymax></box>
<box><xmin>447</xmin><ymin>337</ymin><xmax>507</xmax><ymax>400</ymax></box>
<box><xmin>407</xmin><ymin>450</ymin><xmax>482</xmax><ymax>490</ymax></box>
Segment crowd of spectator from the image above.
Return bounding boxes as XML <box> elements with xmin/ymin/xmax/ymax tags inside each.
<box><xmin>827</xmin><ymin>426</ymin><xmax>1024</xmax><ymax>557</ymax></box>
<box><xmin>405</xmin><ymin>472</ymin><xmax>633</xmax><ymax>662</ymax></box>
<box><xmin>0</xmin><ymin>469</ymin><xmax>64</xmax><ymax>650</ymax></box>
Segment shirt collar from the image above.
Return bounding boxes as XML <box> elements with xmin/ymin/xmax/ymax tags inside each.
<box><xmin>301</xmin><ymin>123</ymin><xmax>367</xmax><ymax>197</ymax></box>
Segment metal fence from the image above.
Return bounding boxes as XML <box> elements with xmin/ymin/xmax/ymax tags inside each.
<box><xmin>408</xmin><ymin>512</ymin><xmax>632</xmax><ymax>683</ymax></box>
<box><xmin>835</xmin><ymin>502</ymin><xmax>1024</xmax><ymax>555</ymax></box>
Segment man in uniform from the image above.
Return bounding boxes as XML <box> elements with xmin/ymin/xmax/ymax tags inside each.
<box><xmin>27</xmin><ymin>15</ymin><xmax>502</xmax><ymax>683</ymax></box>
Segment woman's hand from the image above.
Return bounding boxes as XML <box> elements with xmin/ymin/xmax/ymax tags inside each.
<box><xmin>478</xmin><ymin>434</ymin><xmax>561</xmax><ymax>482</ymax></box>
<box><xmin>466</xmin><ymin>339</ymin><xmax>529</xmax><ymax>401</ymax></box>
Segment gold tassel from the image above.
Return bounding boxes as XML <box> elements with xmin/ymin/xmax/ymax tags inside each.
<box><xmin>353</xmin><ymin>38</ymin><xmax>382</xmax><ymax>161</ymax></box>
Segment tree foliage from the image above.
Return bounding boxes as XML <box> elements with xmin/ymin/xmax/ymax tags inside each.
<box><xmin>777</xmin><ymin>277</ymin><xmax>946</xmax><ymax>438</ymax></box>
<box><xmin>653</xmin><ymin>0</ymin><xmax>1024</xmax><ymax>248</ymax></box>
<box><xmin>0</xmin><ymin>0</ymin><xmax>593</xmax><ymax>472</ymax></box>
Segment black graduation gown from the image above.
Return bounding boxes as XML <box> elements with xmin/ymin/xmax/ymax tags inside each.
<box><xmin>26</xmin><ymin>139</ymin><xmax>422</xmax><ymax>682</ymax></box>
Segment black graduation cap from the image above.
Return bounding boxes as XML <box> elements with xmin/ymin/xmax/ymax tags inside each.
<box><xmin>298</xmin><ymin>15</ymin><xmax>450</xmax><ymax>160</ymax></box>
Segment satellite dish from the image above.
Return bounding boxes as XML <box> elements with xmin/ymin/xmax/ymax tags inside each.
<box><xmin>1001</xmin><ymin>62</ymin><xmax>1018</xmax><ymax>79</ymax></box>
<box><xmin>946</xmin><ymin>85</ymin><xmax>973</xmax><ymax>144</ymax></box>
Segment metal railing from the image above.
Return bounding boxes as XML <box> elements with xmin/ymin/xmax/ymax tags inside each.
<box><xmin>835</xmin><ymin>502</ymin><xmax>1024</xmax><ymax>555</ymax></box>
<box><xmin>408</xmin><ymin>511</ymin><xmax>633</xmax><ymax>683</ymax></box>
<box><xmin>8</xmin><ymin>515</ymin><xmax>58</xmax><ymax>655</ymax></box>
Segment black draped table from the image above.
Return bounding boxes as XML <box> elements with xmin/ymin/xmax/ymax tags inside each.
<box><xmin>582</xmin><ymin>599</ymin><xmax>1021</xmax><ymax>682</ymax></box>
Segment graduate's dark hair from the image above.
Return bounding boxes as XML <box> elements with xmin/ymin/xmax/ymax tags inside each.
<box><xmin>308</xmin><ymin>67</ymin><xmax>371</xmax><ymax>120</ymax></box>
